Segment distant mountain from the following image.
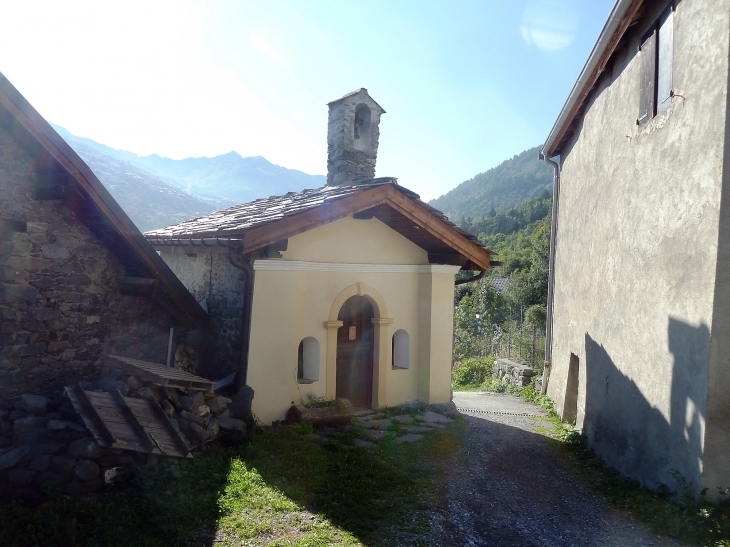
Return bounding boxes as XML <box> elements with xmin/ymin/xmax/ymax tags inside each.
<box><xmin>51</xmin><ymin>127</ymin><xmax>230</xmax><ymax>232</ymax></box>
<box><xmin>53</xmin><ymin>125</ymin><xmax>326</xmax><ymax>205</ymax></box>
<box><xmin>429</xmin><ymin>146</ymin><xmax>553</xmax><ymax>223</ymax></box>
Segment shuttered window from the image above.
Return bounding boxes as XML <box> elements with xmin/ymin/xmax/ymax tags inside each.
<box><xmin>638</xmin><ymin>29</ymin><xmax>656</xmax><ymax>126</ymax></box>
<box><xmin>656</xmin><ymin>6</ymin><xmax>674</xmax><ymax>114</ymax></box>
<box><xmin>638</xmin><ymin>5</ymin><xmax>674</xmax><ymax>125</ymax></box>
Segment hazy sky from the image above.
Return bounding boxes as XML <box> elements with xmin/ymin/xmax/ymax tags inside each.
<box><xmin>0</xmin><ymin>0</ymin><xmax>614</xmax><ymax>201</ymax></box>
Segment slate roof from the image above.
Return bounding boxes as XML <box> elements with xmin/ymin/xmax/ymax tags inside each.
<box><xmin>145</xmin><ymin>178</ymin><xmax>486</xmax><ymax>249</ymax></box>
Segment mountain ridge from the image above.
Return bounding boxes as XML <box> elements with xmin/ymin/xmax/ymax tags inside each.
<box><xmin>429</xmin><ymin>146</ymin><xmax>552</xmax><ymax>223</ymax></box>
<box><xmin>52</xmin><ymin>124</ymin><xmax>326</xmax><ymax>205</ymax></box>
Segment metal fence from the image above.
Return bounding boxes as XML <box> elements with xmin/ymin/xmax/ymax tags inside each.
<box><xmin>455</xmin><ymin>318</ymin><xmax>546</xmax><ymax>374</ymax></box>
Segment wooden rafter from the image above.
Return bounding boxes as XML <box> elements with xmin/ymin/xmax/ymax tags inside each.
<box><xmin>222</xmin><ymin>184</ymin><xmax>492</xmax><ymax>271</ymax></box>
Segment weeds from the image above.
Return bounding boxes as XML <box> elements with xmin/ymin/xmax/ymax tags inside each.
<box><xmin>472</xmin><ymin>373</ymin><xmax>730</xmax><ymax>546</ymax></box>
<box><xmin>0</xmin><ymin>422</ymin><xmax>460</xmax><ymax>547</ymax></box>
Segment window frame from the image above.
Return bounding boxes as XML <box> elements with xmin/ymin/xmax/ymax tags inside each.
<box><xmin>638</xmin><ymin>4</ymin><xmax>674</xmax><ymax>126</ymax></box>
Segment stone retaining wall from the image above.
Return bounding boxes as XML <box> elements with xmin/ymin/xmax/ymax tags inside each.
<box><xmin>493</xmin><ymin>358</ymin><xmax>535</xmax><ymax>387</ymax></box>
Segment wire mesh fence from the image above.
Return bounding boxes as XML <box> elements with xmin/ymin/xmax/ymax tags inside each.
<box><xmin>454</xmin><ymin>318</ymin><xmax>546</xmax><ymax>375</ymax></box>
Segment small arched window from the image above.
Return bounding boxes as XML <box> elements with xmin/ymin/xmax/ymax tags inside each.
<box><xmin>353</xmin><ymin>104</ymin><xmax>371</xmax><ymax>151</ymax></box>
<box><xmin>297</xmin><ymin>337</ymin><xmax>320</xmax><ymax>383</ymax></box>
<box><xmin>392</xmin><ymin>329</ymin><xmax>410</xmax><ymax>370</ymax></box>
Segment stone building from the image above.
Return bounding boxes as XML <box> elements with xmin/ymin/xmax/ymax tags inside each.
<box><xmin>0</xmin><ymin>73</ymin><xmax>206</xmax><ymax>397</ymax></box>
<box><xmin>147</xmin><ymin>89</ymin><xmax>494</xmax><ymax>423</ymax></box>
<box><xmin>540</xmin><ymin>0</ymin><xmax>730</xmax><ymax>497</ymax></box>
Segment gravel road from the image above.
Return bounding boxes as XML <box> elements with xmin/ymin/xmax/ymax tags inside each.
<box><xmin>427</xmin><ymin>391</ymin><xmax>684</xmax><ymax>547</ymax></box>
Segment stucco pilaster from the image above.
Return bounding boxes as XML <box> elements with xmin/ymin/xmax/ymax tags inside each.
<box><xmin>372</xmin><ymin>317</ymin><xmax>394</xmax><ymax>408</ymax></box>
<box><xmin>323</xmin><ymin>320</ymin><xmax>343</xmax><ymax>399</ymax></box>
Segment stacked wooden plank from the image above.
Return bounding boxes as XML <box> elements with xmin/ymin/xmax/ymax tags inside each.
<box><xmin>65</xmin><ymin>384</ymin><xmax>191</xmax><ymax>459</ymax></box>
<box><xmin>106</xmin><ymin>355</ymin><xmax>215</xmax><ymax>392</ymax></box>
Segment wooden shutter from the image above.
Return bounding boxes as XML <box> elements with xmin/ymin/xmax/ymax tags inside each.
<box><xmin>656</xmin><ymin>6</ymin><xmax>674</xmax><ymax>114</ymax></box>
<box><xmin>638</xmin><ymin>28</ymin><xmax>657</xmax><ymax>125</ymax></box>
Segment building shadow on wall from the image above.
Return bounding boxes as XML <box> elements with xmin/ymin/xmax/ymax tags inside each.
<box><xmin>583</xmin><ymin>317</ymin><xmax>709</xmax><ymax>491</ymax></box>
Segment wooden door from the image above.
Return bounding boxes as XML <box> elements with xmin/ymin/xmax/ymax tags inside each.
<box><xmin>336</xmin><ymin>295</ymin><xmax>374</xmax><ymax>408</ymax></box>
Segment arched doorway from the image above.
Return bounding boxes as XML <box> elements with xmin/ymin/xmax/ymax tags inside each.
<box><xmin>336</xmin><ymin>295</ymin><xmax>374</xmax><ymax>407</ymax></box>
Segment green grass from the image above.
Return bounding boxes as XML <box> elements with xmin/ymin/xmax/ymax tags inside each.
<box><xmin>0</xmin><ymin>423</ymin><xmax>461</xmax><ymax>547</ymax></box>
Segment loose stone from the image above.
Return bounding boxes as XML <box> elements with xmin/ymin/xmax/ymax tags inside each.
<box><xmin>28</xmin><ymin>454</ymin><xmax>51</xmax><ymax>472</ymax></box>
<box><xmin>8</xmin><ymin>468</ymin><xmax>37</xmax><ymax>486</ymax></box>
<box><xmin>16</xmin><ymin>394</ymin><xmax>49</xmax><ymax>416</ymax></box>
<box><xmin>395</xmin><ymin>434</ymin><xmax>424</xmax><ymax>443</ymax></box>
<box><xmin>354</xmin><ymin>438</ymin><xmax>376</xmax><ymax>448</ymax></box>
<box><xmin>50</xmin><ymin>455</ymin><xmax>76</xmax><ymax>475</ymax></box>
<box><xmin>417</xmin><ymin>411</ymin><xmax>453</xmax><ymax>424</ymax></box>
<box><xmin>73</xmin><ymin>459</ymin><xmax>100</xmax><ymax>482</ymax></box>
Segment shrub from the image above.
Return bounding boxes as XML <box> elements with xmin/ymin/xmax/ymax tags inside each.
<box><xmin>452</xmin><ymin>357</ymin><xmax>494</xmax><ymax>389</ymax></box>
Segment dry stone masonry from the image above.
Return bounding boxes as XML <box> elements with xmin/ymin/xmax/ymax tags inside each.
<box><xmin>326</xmin><ymin>89</ymin><xmax>385</xmax><ymax>186</ymax></box>
<box><xmin>0</xmin><ymin>119</ymin><xmax>195</xmax><ymax>396</ymax></box>
<box><xmin>493</xmin><ymin>358</ymin><xmax>536</xmax><ymax>387</ymax></box>
<box><xmin>0</xmin><ymin>369</ymin><xmax>251</xmax><ymax>503</ymax></box>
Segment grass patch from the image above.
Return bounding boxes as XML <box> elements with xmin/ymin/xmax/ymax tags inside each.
<box><xmin>473</xmin><ymin>376</ymin><xmax>730</xmax><ymax>546</ymax></box>
<box><xmin>0</xmin><ymin>423</ymin><xmax>460</xmax><ymax>547</ymax></box>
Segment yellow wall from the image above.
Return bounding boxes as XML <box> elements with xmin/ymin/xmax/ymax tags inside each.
<box><xmin>246</xmin><ymin>215</ymin><xmax>459</xmax><ymax>423</ymax></box>
<box><xmin>281</xmin><ymin>215</ymin><xmax>429</xmax><ymax>264</ymax></box>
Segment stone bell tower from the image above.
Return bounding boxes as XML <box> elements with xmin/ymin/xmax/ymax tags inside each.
<box><xmin>326</xmin><ymin>88</ymin><xmax>385</xmax><ymax>186</ymax></box>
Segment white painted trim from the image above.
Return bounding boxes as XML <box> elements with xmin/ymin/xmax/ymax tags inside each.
<box><xmin>253</xmin><ymin>260</ymin><xmax>462</xmax><ymax>274</ymax></box>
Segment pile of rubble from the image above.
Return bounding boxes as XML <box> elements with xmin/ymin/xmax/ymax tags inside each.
<box><xmin>0</xmin><ymin>370</ymin><xmax>252</xmax><ymax>503</ymax></box>
<box><xmin>493</xmin><ymin>358</ymin><xmax>535</xmax><ymax>387</ymax></box>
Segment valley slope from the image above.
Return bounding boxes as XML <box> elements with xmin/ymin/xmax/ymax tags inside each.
<box><xmin>54</xmin><ymin>125</ymin><xmax>326</xmax><ymax>232</ymax></box>
<box><xmin>429</xmin><ymin>146</ymin><xmax>552</xmax><ymax>223</ymax></box>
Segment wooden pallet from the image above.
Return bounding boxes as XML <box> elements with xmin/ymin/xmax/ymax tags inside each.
<box><xmin>65</xmin><ymin>384</ymin><xmax>191</xmax><ymax>458</ymax></box>
<box><xmin>106</xmin><ymin>355</ymin><xmax>215</xmax><ymax>392</ymax></box>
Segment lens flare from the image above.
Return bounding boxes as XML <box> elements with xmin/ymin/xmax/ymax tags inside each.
<box><xmin>521</xmin><ymin>0</ymin><xmax>579</xmax><ymax>51</ymax></box>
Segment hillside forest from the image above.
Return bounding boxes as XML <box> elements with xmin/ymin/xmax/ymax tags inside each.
<box><xmin>62</xmin><ymin>125</ymin><xmax>552</xmax><ymax>364</ymax></box>
<box><xmin>429</xmin><ymin>149</ymin><xmax>553</xmax><ymax>364</ymax></box>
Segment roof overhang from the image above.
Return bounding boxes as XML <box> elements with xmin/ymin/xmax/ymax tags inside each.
<box><xmin>542</xmin><ymin>0</ymin><xmax>645</xmax><ymax>159</ymax></box>
<box><xmin>0</xmin><ymin>72</ymin><xmax>207</xmax><ymax>327</ymax></box>
<box><xmin>148</xmin><ymin>183</ymin><xmax>493</xmax><ymax>271</ymax></box>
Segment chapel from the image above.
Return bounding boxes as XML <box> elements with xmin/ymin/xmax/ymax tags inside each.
<box><xmin>146</xmin><ymin>89</ymin><xmax>493</xmax><ymax>423</ymax></box>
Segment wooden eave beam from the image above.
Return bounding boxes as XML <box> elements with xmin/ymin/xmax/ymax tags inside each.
<box><xmin>0</xmin><ymin>80</ymin><xmax>206</xmax><ymax>328</ymax></box>
<box><xmin>545</xmin><ymin>0</ymin><xmax>645</xmax><ymax>157</ymax></box>
<box><xmin>220</xmin><ymin>184</ymin><xmax>492</xmax><ymax>270</ymax></box>
<box><xmin>239</xmin><ymin>184</ymin><xmax>392</xmax><ymax>253</ymax></box>
<box><xmin>383</xmin><ymin>185</ymin><xmax>491</xmax><ymax>271</ymax></box>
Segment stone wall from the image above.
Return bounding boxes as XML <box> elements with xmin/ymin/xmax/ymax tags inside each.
<box><xmin>154</xmin><ymin>248</ymin><xmax>245</xmax><ymax>380</ymax></box>
<box><xmin>0</xmin><ymin>118</ymin><xmax>183</xmax><ymax>396</ymax></box>
<box><xmin>326</xmin><ymin>91</ymin><xmax>383</xmax><ymax>185</ymax></box>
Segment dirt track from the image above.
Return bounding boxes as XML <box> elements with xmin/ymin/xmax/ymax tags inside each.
<box><xmin>427</xmin><ymin>392</ymin><xmax>683</xmax><ymax>547</ymax></box>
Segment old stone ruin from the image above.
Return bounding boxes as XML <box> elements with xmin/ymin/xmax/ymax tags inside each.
<box><xmin>493</xmin><ymin>358</ymin><xmax>536</xmax><ymax>387</ymax></box>
<box><xmin>0</xmin><ymin>354</ymin><xmax>253</xmax><ymax>504</ymax></box>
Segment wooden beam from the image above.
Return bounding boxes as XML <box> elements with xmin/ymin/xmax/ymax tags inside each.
<box><xmin>120</xmin><ymin>277</ymin><xmax>158</xmax><ymax>297</ymax></box>
<box><xmin>240</xmin><ymin>184</ymin><xmax>391</xmax><ymax>253</ymax></box>
<box><xmin>110</xmin><ymin>390</ymin><xmax>155</xmax><ymax>452</ymax></box>
<box><xmin>428</xmin><ymin>253</ymin><xmax>468</xmax><ymax>267</ymax></box>
<box><xmin>383</xmin><ymin>186</ymin><xmax>491</xmax><ymax>270</ymax></box>
<box><xmin>263</xmin><ymin>239</ymin><xmax>288</xmax><ymax>259</ymax></box>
